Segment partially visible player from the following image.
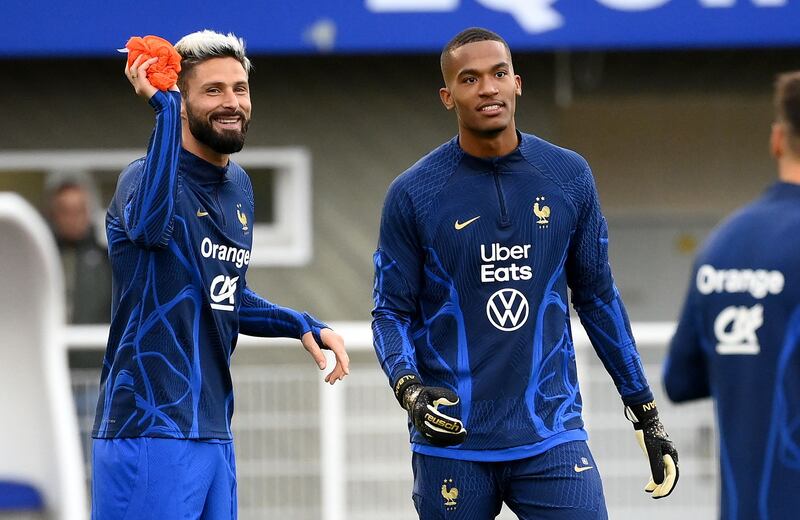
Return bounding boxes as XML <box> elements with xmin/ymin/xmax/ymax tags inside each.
<box><xmin>372</xmin><ymin>27</ymin><xmax>678</xmax><ymax>519</ymax></box>
<box><xmin>664</xmin><ymin>71</ymin><xmax>800</xmax><ymax>520</ymax></box>
<box><xmin>91</xmin><ymin>30</ymin><xmax>349</xmax><ymax>520</ymax></box>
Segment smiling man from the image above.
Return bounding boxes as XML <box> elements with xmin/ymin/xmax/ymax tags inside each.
<box><xmin>91</xmin><ymin>30</ymin><xmax>349</xmax><ymax>520</ymax></box>
<box><xmin>372</xmin><ymin>27</ymin><xmax>678</xmax><ymax>519</ymax></box>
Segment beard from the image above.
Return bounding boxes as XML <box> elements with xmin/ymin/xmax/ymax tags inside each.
<box><xmin>186</xmin><ymin>102</ymin><xmax>250</xmax><ymax>155</ymax></box>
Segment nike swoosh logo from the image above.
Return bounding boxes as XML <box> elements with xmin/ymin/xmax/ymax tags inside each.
<box><xmin>454</xmin><ymin>216</ymin><xmax>480</xmax><ymax>230</ymax></box>
<box><xmin>196</xmin><ymin>209</ymin><xmax>209</xmax><ymax>217</ymax></box>
<box><xmin>574</xmin><ymin>465</ymin><xmax>594</xmax><ymax>473</ymax></box>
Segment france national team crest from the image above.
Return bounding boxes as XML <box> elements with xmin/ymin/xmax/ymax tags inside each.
<box><xmin>486</xmin><ymin>288</ymin><xmax>529</xmax><ymax>331</ymax></box>
<box><xmin>533</xmin><ymin>196</ymin><xmax>550</xmax><ymax>227</ymax></box>
<box><xmin>441</xmin><ymin>478</ymin><xmax>458</xmax><ymax>511</ymax></box>
<box><xmin>236</xmin><ymin>203</ymin><xmax>249</xmax><ymax>233</ymax></box>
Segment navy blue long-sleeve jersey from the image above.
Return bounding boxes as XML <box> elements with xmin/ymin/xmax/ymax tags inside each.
<box><xmin>665</xmin><ymin>182</ymin><xmax>800</xmax><ymax>520</ymax></box>
<box><xmin>93</xmin><ymin>91</ymin><xmax>325</xmax><ymax>440</ymax></box>
<box><xmin>372</xmin><ymin>133</ymin><xmax>652</xmax><ymax>461</ymax></box>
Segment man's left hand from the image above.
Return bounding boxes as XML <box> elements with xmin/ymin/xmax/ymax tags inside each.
<box><xmin>625</xmin><ymin>400</ymin><xmax>679</xmax><ymax>498</ymax></box>
<box><xmin>302</xmin><ymin>329</ymin><xmax>349</xmax><ymax>384</ymax></box>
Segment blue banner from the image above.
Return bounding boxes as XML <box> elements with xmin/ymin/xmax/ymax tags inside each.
<box><xmin>3</xmin><ymin>0</ymin><xmax>799</xmax><ymax>57</ymax></box>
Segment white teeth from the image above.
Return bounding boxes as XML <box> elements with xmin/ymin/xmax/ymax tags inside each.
<box><xmin>481</xmin><ymin>104</ymin><xmax>501</xmax><ymax>111</ymax></box>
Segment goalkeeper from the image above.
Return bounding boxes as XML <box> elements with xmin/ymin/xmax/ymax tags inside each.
<box><xmin>372</xmin><ymin>27</ymin><xmax>678</xmax><ymax>519</ymax></box>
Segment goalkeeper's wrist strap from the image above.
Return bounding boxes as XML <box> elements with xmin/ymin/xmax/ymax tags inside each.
<box><xmin>393</xmin><ymin>374</ymin><xmax>421</xmax><ymax>407</ymax></box>
<box><xmin>625</xmin><ymin>400</ymin><xmax>659</xmax><ymax>430</ymax></box>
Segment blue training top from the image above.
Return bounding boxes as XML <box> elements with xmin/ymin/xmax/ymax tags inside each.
<box><xmin>372</xmin><ymin>133</ymin><xmax>653</xmax><ymax>462</ymax></box>
<box><xmin>92</xmin><ymin>91</ymin><xmax>325</xmax><ymax>440</ymax></box>
<box><xmin>665</xmin><ymin>181</ymin><xmax>800</xmax><ymax>520</ymax></box>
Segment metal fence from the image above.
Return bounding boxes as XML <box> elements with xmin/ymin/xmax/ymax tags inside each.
<box><xmin>67</xmin><ymin>322</ymin><xmax>717</xmax><ymax>519</ymax></box>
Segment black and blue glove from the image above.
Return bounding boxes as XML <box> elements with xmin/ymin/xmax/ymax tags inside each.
<box><xmin>394</xmin><ymin>374</ymin><xmax>467</xmax><ymax>447</ymax></box>
<box><xmin>625</xmin><ymin>400</ymin><xmax>680</xmax><ymax>498</ymax></box>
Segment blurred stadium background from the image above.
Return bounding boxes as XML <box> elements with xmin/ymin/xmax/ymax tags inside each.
<box><xmin>2</xmin><ymin>1</ymin><xmax>800</xmax><ymax>518</ymax></box>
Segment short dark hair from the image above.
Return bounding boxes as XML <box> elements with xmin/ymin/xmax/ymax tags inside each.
<box><xmin>440</xmin><ymin>27</ymin><xmax>511</xmax><ymax>79</ymax></box>
<box><xmin>775</xmin><ymin>71</ymin><xmax>800</xmax><ymax>155</ymax></box>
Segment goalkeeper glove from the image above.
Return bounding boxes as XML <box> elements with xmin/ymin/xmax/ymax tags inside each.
<box><xmin>625</xmin><ymin>400</ymin><xmax>679</xmax><ymax>498</ymax></box>
<box><xmin>394</xmin><ymin>374</ymin><xmax>467</xmax><ymax>446</ymax></box>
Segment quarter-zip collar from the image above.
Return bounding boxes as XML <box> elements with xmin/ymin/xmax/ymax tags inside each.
<box><xmin>457</xmin><ymin>131</ymin><xmax>528</xmax><ymax>174</ymax></box>
<box><xmin>180</xmin><ymin>147</ymin><xmax>230</xmax><ymax>185</ymax></box>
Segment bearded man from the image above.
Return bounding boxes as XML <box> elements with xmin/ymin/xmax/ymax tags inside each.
<box><xmin>91</xmin><ymin>30</ymin><xmax>349</xmax><ymax>520</ymax></box>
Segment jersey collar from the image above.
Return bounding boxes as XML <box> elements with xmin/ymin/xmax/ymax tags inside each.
<box><xmin>180</xmin><ymin>147</ymin><xmax>230</xmax><ymax>185</ymax></box>
<box><xmin>456</xmin><ymin>131</ymin><xmax>528</xmax><ymax>174</ymax></box>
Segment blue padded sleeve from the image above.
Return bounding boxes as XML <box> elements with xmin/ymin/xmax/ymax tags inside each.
<box><xmin>372</xmin><ymin>181</ymin><xmax>423</xmax><ymax>387</ymax></box>
<box><xmin>238</xmin><ymin>286</ymin><xmax>327</xmax><ymax>340</ymax></box>
<box><xmin>567</xmin><ymin>168</ymin><xmax>653</xmax><ymax>405</ymax></box>
<box><xmin>121</xmin><ymin>90</ymin><xmax>182</xmax><ymax>249</ymax></box>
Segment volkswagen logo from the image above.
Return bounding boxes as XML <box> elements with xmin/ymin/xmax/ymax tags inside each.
<box><xmin>486</xmin><ymin>288</ymin><xmax>529</xmax><ymax>331</ymax></box>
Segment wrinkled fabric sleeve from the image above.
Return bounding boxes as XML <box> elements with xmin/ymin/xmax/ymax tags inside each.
<box><xmin>229</xmin><ymin>162</ymin><xmax>328</xmax><ymax>341</ymax></box>
<box><xmin>121</xmin><ymin>90</ymin><xmax>182</xmax><ymax>249</ymax></box>
<box><xmin>567</xmin><ymin>167</ymin><xmax>653</xmax><ymax>406</ymax></box>
<box><xmin>238</xmin><ymin>285</ymin><xmax>327</xmax><ymax>340</ymax></box>
<box><xmin>372</xmin><ymin>181</ymin><xmax>423</xmax><ymax>388</ymax></box>
<box><xmin>663</xmin><ymin>270</ymin><xmax>711</xmax><ymax>402</ymax></box>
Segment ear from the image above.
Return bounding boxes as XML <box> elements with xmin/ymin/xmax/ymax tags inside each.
<box><xmin>770</xmin><ymin>122</ymin><xmax>784</xmax><ymax>159</ymax></box>
<box><xmin>439</xmin><ymin>87</ymin><xmax>454</xmax><ymax>111</ymax></box>
<box><xmin>180</xmin><ymin>97</ymin><xmax>188</xmax><ymax>122</ymax></box>
<box><xmin>515</xmin><ymin>74</ymin><xmax>522</xmax><ymax>96</ymax></box>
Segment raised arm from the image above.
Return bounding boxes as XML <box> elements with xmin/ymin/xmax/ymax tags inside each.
<box><xmin>121</xmin><ymin>56</ymin><xmax>182</xmax><ymax>248</ymax></box>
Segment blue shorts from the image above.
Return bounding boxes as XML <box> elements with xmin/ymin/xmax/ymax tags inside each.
<box><xmin>91</xmin><ymin>438</ymin><xmax>237</xmax><ymax>520</ymax></box>
<box><xmin>412</xmin><ymin>440</ymin><xmax>607</xmax><ymax>519</ymax></box>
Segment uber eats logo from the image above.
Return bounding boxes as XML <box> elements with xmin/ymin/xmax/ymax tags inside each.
<box><xmin>480</xmin><ymin>242</ymin><xmax>533</xmax><ymax>282</ymax></box>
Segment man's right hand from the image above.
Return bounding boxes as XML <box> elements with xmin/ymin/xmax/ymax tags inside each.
<box><xmin>125</xmin><ymin>55</ymin><xmax>179</xmax><ymax>99</ymax></box>
<box><xmin>395</xmin><ymin>375</ymin><xmax>466</xmax><ymax>446</ymax></box>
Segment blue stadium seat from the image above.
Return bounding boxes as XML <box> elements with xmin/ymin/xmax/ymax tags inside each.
<box><xmin>0</xmin><ymin>481</ymin><xmax>44</xmax><ymax>511</ymax></box>
<box><xmin>0</xmin><ymin>193</ymin><xmax>89</xmax><ymax>519</ymax></box>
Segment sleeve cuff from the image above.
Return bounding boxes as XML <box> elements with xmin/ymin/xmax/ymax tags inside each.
<box><xmin>301</xmin><ymin>312</ymin><xmax>329</xmax><ymax>346</ymax></box>
<box><xmin>148</xmin><ymin>90</ymin><xmax>180</xmax><ymax>112</ymax></box>
<box><xmin>621</xmin><ymin>388</ymin><xmax>655</xmax><ymax>407</ymax></box>
<box><xmin>391</xmin><ymin>372</ymin><xmax>422</xmax><ymax>406</ymax></box>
